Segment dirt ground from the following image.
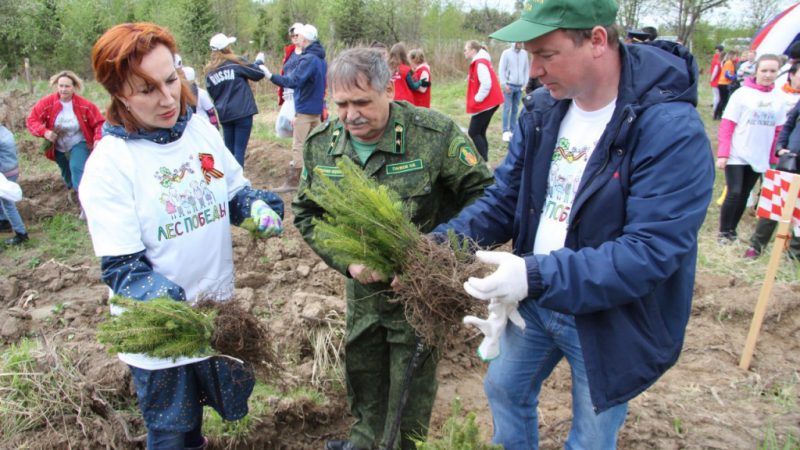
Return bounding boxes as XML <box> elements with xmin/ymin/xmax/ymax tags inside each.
<box><xmin>0</xmin><ymin>125</ymin><xmax>798</xmax><ymax>449</ymax></box>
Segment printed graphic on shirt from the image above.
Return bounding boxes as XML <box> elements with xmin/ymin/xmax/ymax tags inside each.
<box><xmin>543</xmin><ymin>137</ymin><xmax>591</xmax><ymax>223</ymax></box>
<box><xmin>154</xmin><ymin>156</ymin><xmax>225</xmax><ymax>242</ymax></box>
<box><xmin>746</xmin><ymin>107</ymin><xmax>779</xmax><ymax>127</ymax></box>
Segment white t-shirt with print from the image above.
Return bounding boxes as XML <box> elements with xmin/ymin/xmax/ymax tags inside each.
<box><xmin>80</xmin><ymin>116</ymin><xmax>248</xmax><ymax>370</ymax></box>
<box><xmin>55</xmin><ymin>100</ymin><xmax>84</xmax><ymax>152</ymax></box>
<box><xmin>723</xmin><ymin>86</ymin><xmax>786</xmax><ymax>173</ymax></box>
<box><xmin>533</xmin><ymin>99</ymin><xmax>616</xmax><ymax>255</ymax></box>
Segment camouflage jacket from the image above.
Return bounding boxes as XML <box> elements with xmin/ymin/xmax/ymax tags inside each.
<box><xmin>292</xmin><ymin>101</ymin><xmax>495</xmax><ymax>276</ymax></box>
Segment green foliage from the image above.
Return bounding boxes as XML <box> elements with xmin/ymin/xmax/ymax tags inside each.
<box><xmin>759</xmin><ymin>423</ymin><xmax>800</xmax><ymax>450</ymax></box>
<box><xmin>97</xmin><ymin>297</ymin><xmax>217</xmax><ymax>359</ymax></box>
<box><xmin>414</xmin><ymin>398</ymin><xmax>502</xmax><ymax>450</ymax></box>
<box><xmin>203</xmin><ymin>381</ymin><xmax>328</xmax><ymax>441</ymax></box>
<box><xmin>308</xmin><ymin>157</ymin><xmax>421</xmax><ymax>277</ymax></box>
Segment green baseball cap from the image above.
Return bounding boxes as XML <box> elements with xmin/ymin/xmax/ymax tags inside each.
<box><xmin>490</xmin><ymin>0</ymin><xmax>619</xmax><ymax>42</ymax></box>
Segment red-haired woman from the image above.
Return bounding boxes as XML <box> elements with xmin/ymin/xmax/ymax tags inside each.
<box><xmin>82</xmin><ymin>22</ymin><xmax>283</xmax><ymax>449</ymax></box>
<box><xmin>26</xmin><ymin>70</ymin><xmax>104</xmax><ymax>201</ymax></box>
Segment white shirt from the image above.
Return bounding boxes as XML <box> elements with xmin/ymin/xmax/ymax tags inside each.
<box><xmin>533</xmin><ymin>99</ymin><xmax>616</xmax><ymax>255</ymax></box>
<box><xmin>80</xmin><ymin>116</ymin><xmax>249</xmax><ymax>369</ymax></box>
<box><xmin>472</xmin><ymin>49</ymin><xmax>493</xmax><ymax>105</ymax></box>
<box><xmin>723</xmin><ymin>85</ymin><xmax>786</xmax><ymax>172</ymax></box>
<box><xmin>194</xmin><ymin>87</ymin><xmax>216</xmax><ymax>123</ymax></box>
<box><xmin>55</xmin><ymin>100</ymin><xmax>84</xmax><ymax>152</ymax></box>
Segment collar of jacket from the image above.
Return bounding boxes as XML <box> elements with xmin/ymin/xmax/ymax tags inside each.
<box><xmin>102</xmin><ymin>108</ymin><xmax>193</xmax><ymax>144</ymax></box>
<box><xmin>329</xmin><ymin>102</ymin><xmax>407</xmax><ymax>157</ymax></box>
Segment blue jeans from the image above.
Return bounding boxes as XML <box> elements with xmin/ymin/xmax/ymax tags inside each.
<box><xmin>222</xmin><ymin>115</ymin><xmax>253</xmax><ymax>168</ymax></box>
<box><xmin>54</xmin><ymin>141</ymin><xmax>89</xmax><ymax>191</ymax></box>
<box><xmin>501</xmin><ymin>84</ymin><xmax>522</xmax><ymax>133</ymax></box>
<box><xmin>0</xmin><ymin>174</ymin><xmax>26</xmax><ymax>234</ymax></box>
<box><xmin>147</xmin><ymin>423</ymin><xmax>203</xmax><ymax>450</ymax></box>
<box><xmin>484</xmin><ymin>301</ymin><xmax>628</xmax><ymax>450</ymax></box>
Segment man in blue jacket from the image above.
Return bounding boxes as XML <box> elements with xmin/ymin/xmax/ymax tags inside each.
<box><xmin>434</xmin><ymin>0</ymin><xmax>714</xmax><ymax>448</ymax></box>
<box><xmin>261</xmin><ymin>24</ymin><xmax>327</xmax><ymax>192</ymax></box>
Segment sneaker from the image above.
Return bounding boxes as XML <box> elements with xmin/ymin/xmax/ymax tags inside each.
<box><xmin>743</xmin><ymin>247</ymin><xmax>759</xmax><ymax>259</ymax></box>
<box><xmin>717</xmin><ymin>232</ymin><xmax>736</xmax><ymax>245</ymax></box>
<box><xmin>4</xmin><ymin>232</ymin><xmax>28</xmax><ymax>246</ymax></box>
<box><xmin>502</xmin><ymin>131</ymin><xmax>512</xmax><ymax>142</ymax></box>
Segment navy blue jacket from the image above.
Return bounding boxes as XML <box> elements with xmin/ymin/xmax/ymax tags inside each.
<box><xmin>435</xmin><ymin>42</ymin><xmax>714</xmax><ymax>412</ymax></box>
<box><xmin>205</xmin><ymin>59</ymin><xmax>265</xmax><ymax>123</ymax></box>
<box><xmin>270</xmin><ymin>41</ymin><xmax>326</xmax><ymax>115</ymax></box>
<box><xmin>777</xmin><ymin>100</ymin><xmax>800</xmax><ymax>155</ymax></box>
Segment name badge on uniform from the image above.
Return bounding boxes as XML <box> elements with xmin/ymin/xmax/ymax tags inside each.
<box><xmin>386</xmin><ymin>159</ymin><xmax>424</xmax><ymax>175</ymax></box>
<box><xmin>315</xmin><ymin>165</ymin><xmax>344</xmax><ymax>178</ymax></box>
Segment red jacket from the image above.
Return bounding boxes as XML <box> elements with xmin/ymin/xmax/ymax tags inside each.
<box><xmin>392</xmin><ymin>64</ymin><xmax>416</xmax><ymax>103</ymax></box>
<box><xmin>278</xmin><ymin>44</ymin><xmax>296</xmax><ymax>106</ymax></box>
<box><xmin>26</xmin><ymin>92</ymin><xmax>105</xmax><ymax>161</ymax></box>
<box><xmin>412</xmin><ymin>64</ymin><xmax>431</xmax><ymax>108</ymax></box>
<box><xmin>467</xmin><ymin>57</ymin><xmax>504</xmax><ymax>114</ymax></box>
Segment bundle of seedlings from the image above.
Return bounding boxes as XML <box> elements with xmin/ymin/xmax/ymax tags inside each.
<box><xmin>97</xmin><ymin>296</ymin><xmax>278</xmax><ymax>375</ymax></box>
<box><xmin>307</xmin><ymin>157</ymin><xmax>489</xmax><ymax>346</ymax></box>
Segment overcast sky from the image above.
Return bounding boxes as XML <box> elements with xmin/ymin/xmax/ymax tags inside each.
<box><xmin>460</xmin><ymin>0</ymin><xmax>799</xmax><ymax>26</ymax></box>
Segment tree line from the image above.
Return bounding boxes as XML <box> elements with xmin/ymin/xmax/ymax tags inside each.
<box><xmin>0</xmin><ymin>0</ymin><xmax>788</xmax><ymax>81</ymax></box>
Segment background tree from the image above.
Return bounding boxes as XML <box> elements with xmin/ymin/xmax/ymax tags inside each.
<box><xmin>177</xmin><ymin>0</ymin><xmax>220</xmax><ymax>68</ymax></box>
<box><xmin>742</xmin><ymin>0</ymin><xmax>782</xmax><ymax>30</ymax></box>
<box><xmin>617</xmin><ymin>0</ymin><xmax>657</xmax><ymax>30</ymax></box>
<box><xmin>662</xmin><ymin>0</ymin><xmax>729</xmax><ymax>46</ymax></box>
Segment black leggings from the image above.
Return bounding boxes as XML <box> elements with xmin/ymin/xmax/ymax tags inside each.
<box><xmin>714</xmin><ymin>84</ymin><xmax>731</xmax><ymax>120</ymax></box>
<box><xmin>468</xmin><ymin>106</ymin><xmax>498</xmax><ymax>162</ymax></box>
<box><xmin>719</xmin><ymin>164</ymin><xmax>761</xmax><ymax>237</ymax></box>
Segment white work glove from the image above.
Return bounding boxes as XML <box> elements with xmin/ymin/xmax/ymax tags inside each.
<box><xmin>254</xmin><ymin>52</ymin><xmax>265</xmax><ymax>65</ymax></box>
<box><xmin>258</xmin><ymin>64</ymin><xmax>272</xmax><ymax>78</ymax></box>
<box><xmin>464</xmin><ymin>251</ymin><xmax>529</xmax><ymax>304</ymax></box>
<box><xmin>463</xmin><ymin>299</ymin><xmax>526</xmax><ymax>361</ymax></box>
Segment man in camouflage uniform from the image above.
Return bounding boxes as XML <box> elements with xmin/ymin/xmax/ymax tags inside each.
<box><xmin>292</xmin><ymin>48</ymin><xmax>494</xmax><ymax>450</ymax></box>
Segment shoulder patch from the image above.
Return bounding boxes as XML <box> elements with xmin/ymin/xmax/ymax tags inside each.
<box><xmin>457</xmin><ymin>143</ymin><xmax>480</xmax><ymax>167</ymax></box>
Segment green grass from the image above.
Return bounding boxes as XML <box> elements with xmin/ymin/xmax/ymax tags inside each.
<box><xmin>0</xmin><ymin>213</ymin><xmax>93</xmax><ymax>277</ymax></box>
<box><xmin>202</xmin><ymin>381</ymin><xmax>329</xmax><ymax>442</ymax></box>
<box><xmin>759</xmin><ymin>422</ymin><xmax>800</xmax><ymax>450</ymax></box>
<box><xmin>414</xmin><ymin>398</ymin><xmax>502</xmax><ymax>450</ymax></box>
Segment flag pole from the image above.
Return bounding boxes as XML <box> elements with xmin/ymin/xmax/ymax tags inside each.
<box><xmin>740</xmin><ymin>173</ymin><xmax>800</xmax><ymax>370</ymax></box>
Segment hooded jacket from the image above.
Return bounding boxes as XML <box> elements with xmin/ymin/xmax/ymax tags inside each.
<box><xmin>205</xmin><ymin>58</ymin><xmax>265</xmax><ymax>123</ymax></box>
<box><xmin>435</xmin><ymin>42</ymin><xmax>714</xmax><ymax>412</ymax></box>
<box><xmin>270</xmin><ymin>40</ymin><xmax>326</xmax><ymax>115</ymax></box>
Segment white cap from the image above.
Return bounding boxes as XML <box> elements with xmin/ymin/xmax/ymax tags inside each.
<box><xmin>182</xmin><ymin>66</ymin><xmax>196</xmax><ymax>82</ymax></box>
<box><xmin>209</xmin><ymin>33</ymin><xmax>236</xmax><ymax>51</ymax></box>
<box><xmin>297</xmin><ymin>24</ymin><xmax>318</xmax><ymax>42</ymax></box>
<box><xmin>289</xmin><ymin>22</ymin><xmax>303</xmax><ymax>33</ymax></box>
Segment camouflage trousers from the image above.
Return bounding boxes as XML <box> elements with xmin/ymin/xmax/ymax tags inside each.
<box><xmin>344</xmin><ymin>280</ymin><xmax>440</xmax><ymax>450</ymax></box>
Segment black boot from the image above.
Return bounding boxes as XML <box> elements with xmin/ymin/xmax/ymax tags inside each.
<box><xmin>4</xmin><ymin>232</ymin><xmax>28</xmax><ymax>246</ymax></box>
<box><xmin>325</xmin><ymin>440</ymin><xmax>368</xmax><ymax>450</ymax></box>
<box><xmin>0</xmin><ymin>220</ymin><xmax>10</xmax><ymax>232</ymax></box>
